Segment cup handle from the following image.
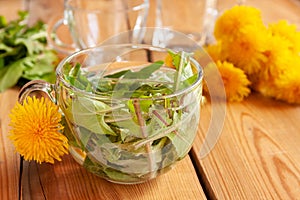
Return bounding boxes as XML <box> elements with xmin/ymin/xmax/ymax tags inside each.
<box><xmin>47</xmin><ymin>17</ymin><xmax>76</xmax><ymax>55</ymax></box>
<box><xmin>18</xmin><ymin>80</ymin><xmax>56</xmax><ymax>104</ymax></box>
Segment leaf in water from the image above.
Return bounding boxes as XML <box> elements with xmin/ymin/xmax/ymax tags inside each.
<box><xmin>83</xmin><ymin>156</ymin><xmax>107</xmax><ymax>178</ymax></box>
<box><xmin>60</xmin><ymin>116</ymin><xmax>82</xmax><ymax>149</ymax></box>
<box><xmin>167</xmin><ymin>50</ymin><xmax>198</xmax><ymax>91</ymax></box>
<box><xmin>99</xmin><ymin>143</ymin><xmax>153</xmax><ymax>174</ymax></box>
<box><xmin>77</xmin><ymin>126</ymin><xmax>94</xmax><ymax>149</ymax></box>
<box><xmin>65</xmin><ymin>63</ymin><xmax>92</xmax><ymax>91</ymax></box>
<box><xmin>167</xmin><ymin>132</ymin><xmax>190</xmax><ymax>158</ymax></box>
<box><xmin>178</xmin><ymin>73</ymin><xmax>199</xmax><ymax>90</ymax></box>
<box><xmin>123</xmin><ymin>61</ymin><xmax>163</xmax><ymax>79</ymax></box>
<box><xmin>103</xmin><ymin>167</ymin><xmax>141</xmax><ymax>183</ymax></box>
<box><xmin>109</xmin><ymin>118</ymin><xmax>143</xmax><ymax>138</ymax></box>
<box><xmin>66</xmin><ymin>96</ymin><xmax>117</xmax><ymax>136</ymax></box>
<box><xmin>104</xmin><ymin>69</ymin><xmax>130</xmax><ymax>78</ymax></box>
<box><xmin>104</xmin><ymin>61</ymin><xmax>163</xmax><ymax>80</ymax></box>
<box><xmin>166</xmin><ymin>110</ymin><xmax>199</xmax><ymax>158</ymax></box>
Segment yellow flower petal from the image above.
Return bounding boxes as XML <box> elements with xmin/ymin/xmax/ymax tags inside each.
<box><xmin>210</xmin><ymin>5</ymin><xmax>300</xmax><ymax>104</ymax></box>
<box><xmin>268</xmin><ymin>20</ymin><xmax>300</xmax><ymax>54</ymax></box>
<box><xmin>261</xmin><ymin>35</ymin><xmax>294</xmax><ymax>80</ymax></box>
<box><xmin>216</xmin><ymin>61</ymin><xmax>251</xmax><ymax>102</ymax></box>
<box><xmin>9</xmin><ymin>96</ymin><xmax>68</xmax><ymax>164</ymax></box>
<box><xmin>214</xmin><ymin>5</ymin><xmax>264</xmax><ymax>42</ymax></box>
<box><xmin>274</xmin><ymin>65</ymin><xmax>300</xmax><ymax>104</ymax></box>
<box><xmin>222</xmin><ymin>25</ymin><xmax>269</xmax><ymax>75</ymax></box>
<box><xmin>253</xmin><ymin>55</ymin><xmax>300</xmax><ymax>104</ymax></box>
<box><xmin>204</xmin><ymin>42</ymin><xmax>224</xmax><ymax>62</ymax></box>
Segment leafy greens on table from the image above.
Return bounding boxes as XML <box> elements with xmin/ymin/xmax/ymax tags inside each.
<box><xmin>0</xmin><ymin>11</ymin><xmax>58</xmax><ymax>92</ymax></box>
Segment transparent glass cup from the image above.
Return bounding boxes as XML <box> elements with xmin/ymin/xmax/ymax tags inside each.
<box><xmin>18</xmin><ymin>44</ymin><xmax>203</xmax><ymax>184</ymax></box>
<box><xmin>48</xmin><ymin>0</ymin><xmax>149</xmax><ymax>54</ymax></box>
<box><xmin>153</xmin><ymin>0</ymin><xmax>218</xmax><ymax>47</ymax></box>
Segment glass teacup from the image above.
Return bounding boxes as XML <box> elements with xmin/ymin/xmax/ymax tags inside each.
<box><xmin>19</xmin><ymin>44</ymin><xmax>203</xmax><ymax>184</ymax></box>
<box><xmin>48</xmin><ymin>0</ymin><xmax>149</xmax><ymax>54</ymax></box>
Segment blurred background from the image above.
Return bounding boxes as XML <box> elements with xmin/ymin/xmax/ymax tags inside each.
<box><xmin>1</xmin><ymin>0</ymin><xmax>299</xmax><ymax>26</ymax></box>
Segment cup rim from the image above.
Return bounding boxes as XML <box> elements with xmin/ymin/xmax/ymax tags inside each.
<box><xmin>56</xmin><ymin>43</ymin><xmax>203</xmax><ymax>100</ymax></box>
<box><xmin>65</xmin><ymin>0</ymin><xmax>149</xmax><ymax>13</ymax></box>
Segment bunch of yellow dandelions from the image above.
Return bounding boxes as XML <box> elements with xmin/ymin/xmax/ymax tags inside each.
<box><xmin>205</xmin><ymin>5</ymin><xmax>300</xmax><ymax>103</ymax></box>
<box><xmin>9</xmin><ymin>96</ymin><xmax>68</xmax><ymax>164</ymax></box>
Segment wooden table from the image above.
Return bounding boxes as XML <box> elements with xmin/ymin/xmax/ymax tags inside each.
<box><xmin>191</xmin><ymin>0</ymin><xmax>300</xmax><ymax>199</ymax></box>
<box><xmin>1</xmin><ymin>0</ymin><xmax>300</xmax><ymax>199</ymax></box>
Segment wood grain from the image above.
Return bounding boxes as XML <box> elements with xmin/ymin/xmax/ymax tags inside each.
<box><xmin>191</xmin><ymin>93</ymin><xmax>300</xmax><ymax>199</ymax></box>
<box><xmin>191</xmin><ymin>1</ymin><xmax>300</xmax><ymax>199</ymax></box>
<box><xmin>0</xmin><ymin>88</ymin><xmax>20</xmax><ymax>200</ymax></box>
<box><xmin>21</xmin><ymin>154</ymin><xmax>206</xmax><ymax>200</ymax></box>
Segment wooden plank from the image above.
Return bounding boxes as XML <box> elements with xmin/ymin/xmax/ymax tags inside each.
<box><xmin>191</xmin><ymin>92</ymin><xmax>300</xmax><ymax>199</ymax></box>
<box><xmin>21</xmin><ymin>154</ymin><xmax>206</xmax><ymax>200</ymax></box>
<box><xmin>0</xmin><ymin>88</ymin><xmax>21</xmax><ymax>200</ymax></box>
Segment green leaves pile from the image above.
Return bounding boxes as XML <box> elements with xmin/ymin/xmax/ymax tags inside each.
<box><xmin>0</xmin><ymin>11</ymin><xmax>58</xmax><ymax>92</ymax></box>
<box><xmin>61</xmin><ymin>50</ymin><xmax>202</xmax><ymax>183</ymax></box>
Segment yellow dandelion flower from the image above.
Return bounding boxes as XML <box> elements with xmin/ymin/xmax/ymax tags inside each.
<box><xmin>9</xmin><ymin>96</ymin><xmax>68</xmax><ymax>164</ymax></box>
<box><xmin>261</xmin><ymin>35</ymin><xmax>293</xmax><ymax>80</ymax></box>
<box><xmin>216</xmin><ymin>61</ymin><xmax>251</xmax><ymax>102</ymax></box>
<box><xmin>223</xmin><ymin>25</ymin><xmax>269</xmax><ymax>75</ymax></box>
<box><xmin>204</xmin><ymin>42</ymin><xmax>225</xmax><ymax>62</ymax></box>
<box><xmin>210</xmin><ymin>5</ymin><xmax>300</xmax><ymax>104</ymax></box>
<box><xmin>253</xmin><ymin>71</ymin><xmax>300</xmax><ymax>104</ymax></box>
<box><xmin>249</xmin><ymin>72</ymin><xmax>273</xmax><ymax>100</ymax></box>
<box><xmin>251</xmin><ymin>52</ymin><xmax>300</xmax><ymax>104</ymax></box>
<box><xmin>268</xmin><ymin>20</ymin><xmax>300</xmax><ymax>53</ymax></box>
<box><xmin>214</xmin><ymin>5</ymin><xmax>264</xmax><ymax>42</ymax></box>
<box><xmin>257</xmin><ymin>55</ymin><xmax>300</xmax><ymax>104</ymax></box>
<box><xmin>274</xmin><ymin>63</ymin><xmax>300</xmax><ymax>104</ymax></box>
